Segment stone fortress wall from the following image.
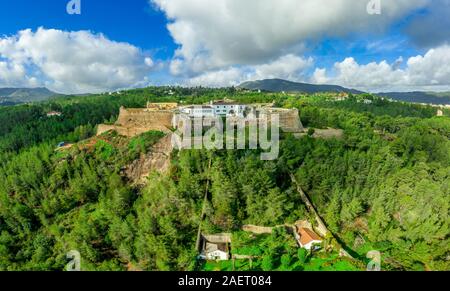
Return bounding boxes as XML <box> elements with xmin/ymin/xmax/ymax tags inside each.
<box><xmin>116</xmin><ymin>107</ymin><xmax>174</xmax><ymax>129</ymax></box>
<box><xmin>97</xmin><ymin>102</ymin><xmax>304</xmax><ymax>137</ymax></box>
<box><xmin>259</xmin><ymin>107</ymin><xmax>304</xmax><ymax>133</ymax></box>
<box><xmin>217</xmin><ymin>107</ymin><xmax>304</xmax><ymax>133</ymax></box>
<box><xmin>97</xmin><ymin>106</ymin><xmax>175</xmax><ymax>137</ymax></box>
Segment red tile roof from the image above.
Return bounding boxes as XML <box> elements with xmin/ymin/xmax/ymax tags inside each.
<box><xmin>299</xmin><ymin>228</ymin><xmax>322</xmax><ymax>246</ymax></box>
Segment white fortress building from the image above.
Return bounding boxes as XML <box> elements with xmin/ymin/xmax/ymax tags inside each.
<box><xmin>180</xmin><ymin>101</ymin><xmax>248</xmax><ymax>118</ymax></box>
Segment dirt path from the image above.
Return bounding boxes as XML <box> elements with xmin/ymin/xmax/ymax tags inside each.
<box><xmin>195</xmin><ymin>157</ymin><xmax>213</xmax><ymax>252</ymax></box>
<box><xmin>290</xmin><ymin>173</ymin><xmax>353</xmax><ymax>259</ymax></box>
<box><xmin>289</xmin><ymin>173</ymin><xmax>329</xmax><ymax>237</ymax></box>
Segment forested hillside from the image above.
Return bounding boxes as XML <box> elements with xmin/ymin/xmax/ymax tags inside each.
<box><xmin>238</xmin><ymin>79</ymin><xmax>363</xmax><ymax>94</ymax></box>
<box><xmin>0</xmin><ymin>88</ymin><xmax>448</xmax><ymax>271</ymax></box>
<box><xmin>0</xmin><ymin>88</ymin><xmax>59</xmax><ymax>106</ymax></box>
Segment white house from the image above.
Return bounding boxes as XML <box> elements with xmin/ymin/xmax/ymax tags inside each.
<box><xmin>204</xmin><ymin>242</ymin><xmax>230</xmax><ymax>261</ymax></box>
<box><xmin>200</xmin><ymin>233</ymin><xmax>231</xmax><ymax>261</ymax></box>
<box><xmin>295</xmin><ymin>228</ymin><xmax>323</xmax><ymax>250</ymax></box>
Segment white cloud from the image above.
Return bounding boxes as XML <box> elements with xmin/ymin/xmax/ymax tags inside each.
<box><xmin>187</xmin><ymin>67</ymin><xmax>244</xmax><ymax>87</ymax></box>
<box><xmin>311</xmin><ymin>68</ymin><xmax>329</xmax><ymax>84</ymax></box>
<box><xmin>315</xmin><ymin>45</ymin><xmax>450</xmax><ymax>92</ymax></box>
<box><xmin>186</xmin><ymin>54</ymin><xmax>312</xmax><ymax>87</ymax></box>
<box><xmin>152</xmin><ymin>0</ymin><xmax>428</xmax><ymax>75</ymax></box>
<box><xmin>253</xmin><ymin>54</ymin><xmax>313</xmax><ymax>80</ymax></box>
<box><xmin>0</xmin><ymin>28</ymin><xmax>154</xmax><ymax>93</ymax></box>
<box><xmin>187</xmin><ymin>46</ymin><xmax>450</xmax><ymax>91</ymax></box>
<box><xmin>0</xmin><ymin>61</ymin><xmax>37</xmax><ymax>87</ymax></box>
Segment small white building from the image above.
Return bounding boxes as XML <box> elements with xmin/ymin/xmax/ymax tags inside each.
<box><xmin>200</xmin><ymin>233</ymin><xmax>231</xmax><ymax>261</ymax></box>
<box><xmin>204</xmin><ymin>243</ymin><xmax>230</xmax><ymax>261</ymax></box>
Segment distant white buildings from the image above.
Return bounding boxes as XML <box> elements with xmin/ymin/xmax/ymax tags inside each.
<box><xmin>46</xmin><ymin>111</ymin><xmax>62</xmax><ymax>117</ymax></box>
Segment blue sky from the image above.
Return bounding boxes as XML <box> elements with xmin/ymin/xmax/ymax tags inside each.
<box><xmin>0</xmin><ymin>0</ymin><xmax>174</xmax><ymax>58</ymax></box>
<box><xmin>0</xmin><ymin>0</ymin><xmax>449</xmax><ymax>93</ymax></box>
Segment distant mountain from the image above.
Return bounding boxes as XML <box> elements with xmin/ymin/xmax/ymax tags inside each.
<box><xmin>0</xmin><ymin>87</ymin><xmax>59</xmax><ymax>105</ymax></box>
<box><xmin>238</xmin><ymin>79</ymin><xmax>450</xmax><ymax>106</ymax></box>
<box><xmin>376</xmin><ymin>91</ymin><xmax>450</xmax><ymax>105</ymax></box>
<box><xmin>238</xmin><ymin>79</ymin><xmax>364</xmax><ymax>94</ymax></box>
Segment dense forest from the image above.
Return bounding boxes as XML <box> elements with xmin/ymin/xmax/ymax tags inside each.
<box><xmin>0</xmin><ymin>87</ymin><xmax>448</xmax><ymax>271</ymax></box>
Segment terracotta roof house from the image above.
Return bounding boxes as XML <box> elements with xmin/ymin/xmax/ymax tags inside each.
<box><xmin>296</xmin><ymin>228</ymin><xmax>323</xmax><ymax>250</ymax></box>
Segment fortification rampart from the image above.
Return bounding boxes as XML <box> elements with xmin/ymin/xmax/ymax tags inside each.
<box><xmin>261</xmin><ymin>108</ymin><xmax>304</xmax><ymax>133</ymax></box>
<box><xmin>116</xmin><ymin>107</ymin><xmax>174</xmax><ymax>128</ymax></box>
<box><xmin>97</xmin><ymin>105</ymin><xmax>304</xmax><ymax>137</ymax></box>
<box><xmin>97</xmin><ymin>107</ymin><xmax>174</xmax><ymax>137</ymax></box>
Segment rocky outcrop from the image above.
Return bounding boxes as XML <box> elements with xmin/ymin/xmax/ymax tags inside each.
<box><xmin>262</xmin><ymin>108</ymin><xmax>304</xmax><ymax>133</ymax></box>
<box><xmin>124</xmin><ymin>134</ymin><xmax>174</xmax><ymax>185</ymax></box>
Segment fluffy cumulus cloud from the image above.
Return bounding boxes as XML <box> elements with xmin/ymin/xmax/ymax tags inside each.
<box><xmin>314</xmin><ymin>45</ymin><xmax>450</xmax><ymax>91</ymax></box>
<box><xmin>0</xmin><ymin>61</ymin><xmax>38</xmax><ymax>88</ymax></box>
<box><xmin>189</xmin><ymin>46</ymin><xmax>450</xmax><ymax>91</ymax></box>
<box><xmin>0</xmin><ymin>28</ymin><xmax>154</xmax><ymax>93</ymax></box>
<box><xmin>152</xmin><ymin>0</ymin><xmax>428</xmax><ymax>76</ymax></box>
<box><xmin>187</xmin><ymin>54</ymin><xmax>313</xmax><ymax>87</ymax></box>
<box><xmin>152</xmin><ymin>0</ymin><xmax>450</xmax><ymax>91</ymax></box>
<box><xmin>186</xmin><ymin>67</ymin><xmax>244</xmax><ymax>87</ymax></box>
